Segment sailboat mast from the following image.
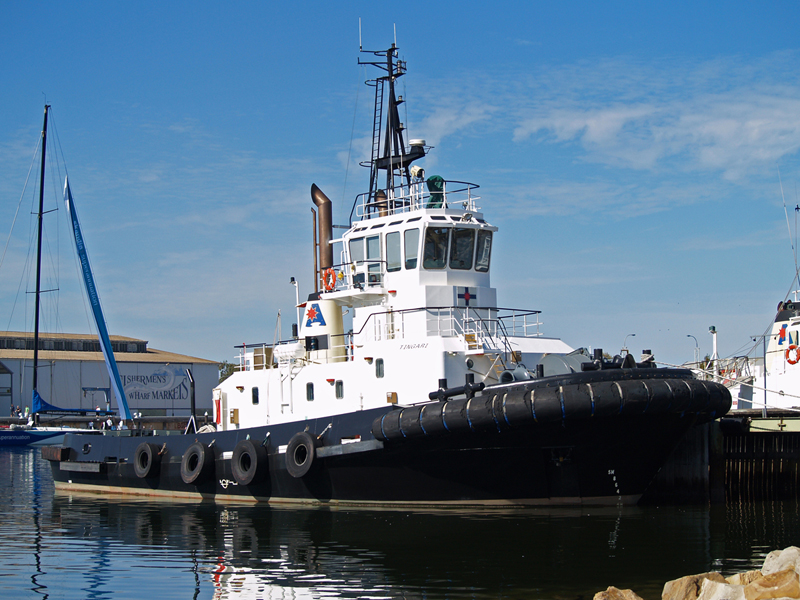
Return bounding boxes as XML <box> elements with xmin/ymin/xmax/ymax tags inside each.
<box><xmin>32</xmin><ymin>104</ymin><xmax>50</xmax><ymax>394</ymax></box>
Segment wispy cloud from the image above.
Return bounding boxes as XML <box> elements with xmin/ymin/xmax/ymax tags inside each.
<box><xmin>417</xmin><ymin>99</ymin><xmax>497</xmax><ymax>147</ymax></box>
<box><xmin>508</xmin><ymin>53</ymin><xmax>800</xmax><ymax>180</ymax></box>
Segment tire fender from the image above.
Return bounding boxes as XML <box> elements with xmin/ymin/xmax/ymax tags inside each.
<box><xmin>180</xmin><ymin>441</ymin><xmax>214</xmax><ymax>485</ymax></box>
<box><xmin>133</xmin><ymin>442</ymin><xmax>161</xmax><ymax>479</ymax></box>
<box><xmin>285</xmin><ymin>432</ymin><xmax>318</xmax><ymax>478</ymax></box>
<box><xmin>232</xmin><ymin>439</ymin><xmax>268</xmax><ymax>485</ymax></box>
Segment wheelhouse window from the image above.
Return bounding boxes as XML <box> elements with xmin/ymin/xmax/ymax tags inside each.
<box><xmin>349</xmin><ymin>237</ymin><xmax>364</xmax><ymax>265</ymax></box>
<box><xmin>349</xmin><ymin>237</ymin><xmax>365</xmax><ymax>285</ymax></box>
<box><xmin>423</xmin><ymin>227</ymin><xmax>450</xmax><ymax>269</ymax></box>
<box><xmin>306</xmin><ymin>383</ymin><xmax>314</xmax><ymax>401</ymax></box>
<box><xmin>476</xmin><ymin>230</ymin><xmax>492</xmax><ymax>272</ymax></box>
<box><xmin>366</xmin><ymin>235</ymin><xmax>381</xmax><ymax>284</ymax></box>
<box><xmin>376</xmin><ymin>358</ymin><xmax>384</xmax><ymax>378</ymax></box>
<box><xmin>335</xmin><ymin>380</ymin><xmax>344</xmax><ymax>399</ymax></box>
<box><xmin>450</xmin><ymin>228</ymin><xmax>475</xmax><ymax>270</ymax></box>
<box><xmin>386</xmin><ymin>232</ymin><xmax>401</xmax><ymax>272</ymax></box>
<box><xmin>404</xmin><ymin>228</ymin><xmax>419</xmax><ymax>269</ymax></box>
<box><xmin>252</xmin><ymin>387</ymin><xmax>259</xmax><ymax>405</ymax></box>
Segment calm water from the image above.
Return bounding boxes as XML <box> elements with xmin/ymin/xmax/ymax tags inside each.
<box><xmin>1</xmin><ymin>448</ymin><xmax>798</xmax><ymax>600</ymax></box>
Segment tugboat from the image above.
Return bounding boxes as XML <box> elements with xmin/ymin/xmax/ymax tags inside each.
<box><xmin>44</xmin><ymin>44</ymin><xmax>731</xmax><ymax>506</ymax></box>
<box><xmin>721</xmin><ymin>297</ymin><xmax>800</xmax><ymax>411</ymax></box>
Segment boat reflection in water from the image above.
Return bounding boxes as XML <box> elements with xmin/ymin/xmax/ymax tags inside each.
<box><xmin>4</xmin><ymin>448</ymin><xmax>800</xmax><ymax>600</ymax></box>
<box><xmin>45</xmin><ymin>491</ymin><xmax>795</xmax><ymax>600</ymax></box>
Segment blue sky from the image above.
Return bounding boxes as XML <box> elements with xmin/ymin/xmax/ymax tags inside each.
<box><xmin>2</xmin><ymin>1</ymin><xmax>800</xmax><ymax>367</ymax></box>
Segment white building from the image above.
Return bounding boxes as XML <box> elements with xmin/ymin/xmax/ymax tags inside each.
<box><xmin>0</xmin><ymin>331</ymin><xmax>218</xmax><ymax>417</ymax></box>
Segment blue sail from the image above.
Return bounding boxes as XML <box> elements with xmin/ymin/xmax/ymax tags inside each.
<box><xmin>63</xmin><ymin>178</ymin><xmax>132</xmax><ymax>420</ymax></box>
<box><xmin>32</xmin><ymin>389</ymin><xmax>111</xmax><ymax>415</ymax></box>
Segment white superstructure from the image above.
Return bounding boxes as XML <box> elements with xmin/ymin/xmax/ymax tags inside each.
<box><xmin>215</xmin><ymin>180</ymin><xmax>572</xmax><ymax>431</ymax></box>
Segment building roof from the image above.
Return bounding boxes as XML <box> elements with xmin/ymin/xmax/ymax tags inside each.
<box><xmin>0</xmin><ymin>331</ymin><xmax>145</xmax><ymax>342</ymax></box>
<box><xmin>0</xmin><ymin>347</ymin><xmax>217</xmax><ymax>364</ymax></box>
<box><xmin>0</xmin><ymin>331</ymin><xmax>217</xmax><ymax>365</ymax></box>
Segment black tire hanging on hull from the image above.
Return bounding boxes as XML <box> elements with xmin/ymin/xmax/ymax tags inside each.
<box><xmin>133</xmin><ymin>442</ymin><xmax>161</xmax><ymax>479</ymax></box>
<box><xmin>180</xmin><ymin>441</ymin><xmax>215</xmax><ymax>485</ymax></box>
<box><xmin>285</xmin><ymin>432</ymin><xmax>318</xmax><ymax>478</ymax></box>
<box><xmin>231</xmin><ymin>439</ymin><xmax>268</xmax><ymax>485</ymax></box>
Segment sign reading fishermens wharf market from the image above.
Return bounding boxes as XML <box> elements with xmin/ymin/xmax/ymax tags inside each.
<box><xmin>122</xmin><ymin>366</ymin><xmax>192</xmax><ymax>402</ymax></box>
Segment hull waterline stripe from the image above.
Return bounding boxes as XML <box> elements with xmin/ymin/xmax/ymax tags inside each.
<box><xmin>52</xmin><ymin>481</ymin><xmax>642</xmax><ymax>508</ymax></box>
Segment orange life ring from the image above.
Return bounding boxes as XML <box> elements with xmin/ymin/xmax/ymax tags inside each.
<box><xmin>786</xmin><ymin>344</ymin><xmax>800</xmax><ymax>365</ymax></box>
<box><xmin>323</xmin><ymin>268</ymin><xmax>337</xmax><ymax>291</ymax></box>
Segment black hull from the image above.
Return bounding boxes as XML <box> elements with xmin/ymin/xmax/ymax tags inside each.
<box><xmin>45</xmin><ymin>369</ymin><xmax>731</xmax><ymax>507</ymax></box>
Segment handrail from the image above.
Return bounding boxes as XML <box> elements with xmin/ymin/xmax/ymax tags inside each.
<box><xmin>235</xmin><ymin>306</ymin><xmax>541</xmax><ymax>351</ymax></box>
<box><xmin>350</xmin><ymin>179</ymin><xmax>481</xmax><ymax>224</ymax></box>
<box><xmin>353</xmin><ymin>306</ymin><xmax>541</xmax><ymax>345</ymax></box>
<box><xmin>234</xmin><ymin>306</ymin><xmax>543</xmax><ymax>369</ymax></box>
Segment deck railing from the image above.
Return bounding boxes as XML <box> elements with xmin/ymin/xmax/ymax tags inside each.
<box><xmin>235</xmin><ymin>307</ymin><xmax>542</xmax><ymax>370</ymax></box>
<box><xmin>352</xmin><ymin>180</ymin><xmax>480</xmax><ymax>221</ymax></box>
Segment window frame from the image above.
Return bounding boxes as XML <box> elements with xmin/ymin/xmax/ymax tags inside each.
<box><xmin>386</xmin><ymin>231</ymin><xmax>401</xmax><ymax>272</ymax></box>
<box><xmin>422</xmin><ymin>226</ymin><xmax>450</xmax><ymax>270</ymax></box>
<box><xmin>475</xmin><ymin>230</ymin><xmax>493</xmax><ymax>272</ymax></box>
<box><xmin>404</xmin><ymin>228</ymin><xmax>420</xmax><ymax>270</ymax></box>
<box><xmin>449</xmin><ymin>228</ymin><xmax>476</xmax><ymax>270</ymax></box>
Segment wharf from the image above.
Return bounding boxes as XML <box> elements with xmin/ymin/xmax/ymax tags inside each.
<box><xmin>721</xmin><ymin>409</ymin><xmax>800</xmax><ymax>502</ymax></box>
<box><xmin>646</xmin><ymin>409</ymin><xmax>800</xmax><ymax>503</ymax></box>
<box><xmin>0</xmin><ymin>415</ymin><xmax>198</xmax><ymax>432</ymax></box>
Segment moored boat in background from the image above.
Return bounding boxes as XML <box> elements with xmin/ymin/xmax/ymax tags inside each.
<box><xmin>715</xmin><ymin>298</ymin><xmax>800</xmax><ymax>413</ymax></box>
<box><xmin>2</xmin><ymin>105</ymin><xmax>115</xmax><ymax>446</ymax></box>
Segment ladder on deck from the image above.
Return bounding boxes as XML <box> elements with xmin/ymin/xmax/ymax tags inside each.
<box><xmin>367</xmin><ymin>78</ymin><xmax>385</xmax><ymax>208</ymax></box>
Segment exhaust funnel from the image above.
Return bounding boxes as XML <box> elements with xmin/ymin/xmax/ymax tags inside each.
<box><xmin>311</xmin><ymin>184</ymin><xmax>333</xmax><ymax>270</ymax></box>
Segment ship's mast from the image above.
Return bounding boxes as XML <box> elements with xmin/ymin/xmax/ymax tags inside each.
<box><xmin>358</xmin><ymin>44</ymin><xmax>425</xmax><ymax>214</ymax></box>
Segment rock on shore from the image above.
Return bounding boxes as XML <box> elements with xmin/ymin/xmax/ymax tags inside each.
<box><xmin>594</xmin><ymin>547</ymin><xmax>800</xmax><ymax>600</ymax></box>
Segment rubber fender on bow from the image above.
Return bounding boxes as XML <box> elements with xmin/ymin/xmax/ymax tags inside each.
<box><xmin>465</xmin><ymin>395</ymin><xmax>499</xmax><ymax>431</ymax></box>
<box><xmin>399</xmin><ymin>407</ymin><xmax>425</xmax><ymax>438</ymax></box>
<box><xmin>374</xmin><ymin>410</ymin><xmax>403</xmax><ymax>440</ymax></box>
<box><xmin>232</xmin><ymin>439</ymin><xmax>268</xmax><ymax>485</ymax></box>
<box><xmin>285</xmin><ymin>431</ymin><xmax>318</xmax><ymax>478</ymax></box>
<box><xmin>180</xmin><ymin>441</ymin><xmax>215</xmax><ymax>485</ymax></box>
<box><xmin>616</xmin><ymin>380</ymin><xmax>651</xmax><ymax>415</ymax></box>
<box><xmin>561</xmin><ymin>384</ymin><xmax>594</xmax><ymax>419</ymax></box>
<box><xmin>530</xmin><ymin>386</ymin><xmax>564</xmax><ymax>423</ymax></box>
<box><xmin>441</xmin><ymin>398</ymin><xmax>471</xmax><ymax>433</ymax></box>
<box><xmin>702</xmin><ymin>380</ymin><xmax>730</xmax><ymax>416</ymax></box>
<box><xmin>667</xmin><ymin>379</ymin><xmax>693</xmax><ymax>412</ymax></box>
<box><xmin>497</xmin><ymin>390</ymin><xmax>532</xmax><ymax>427</ymax></box>
<box><xmin>133</xmin><ymin>442</ymin><xmax>161</xmax><ymax>479</ymax></box>
<box><xmin>683</xmin><ymin>379</ymin><xmax>712</xmax><ymax>413</ymax></box>
<box><xmin>419</xmin><ymin>403</ymin><xmax>447</xmax><ymax>436</ymax></box>
<box><xmin>588</xmin><ymin>381</ymin><xmax>624</xmax><ymax>417</ymax></box>
<box><xmin>645</xmin><ymin>379</ymin><xmax>674</xmax><ymax>413</ymax></box>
